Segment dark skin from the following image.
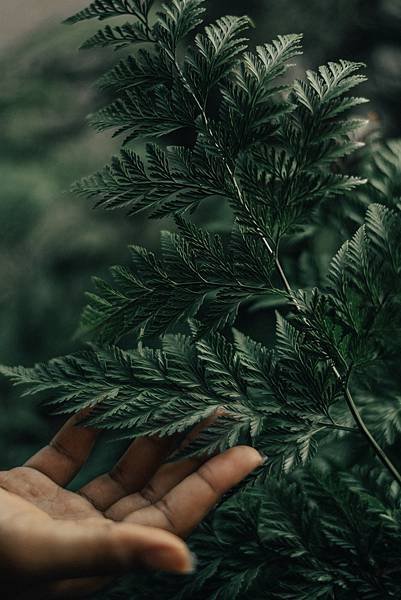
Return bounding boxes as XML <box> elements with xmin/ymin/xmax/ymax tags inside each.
<box><xmin>0</xmin><ymin>413</ymin><xmax>263</xmax><ymax>599</ymax></box>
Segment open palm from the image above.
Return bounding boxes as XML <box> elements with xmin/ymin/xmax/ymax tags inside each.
<box><xmin>0</xmin><ymin>413</ymin><xmax>262</xmax><ymax>599</ymax></box>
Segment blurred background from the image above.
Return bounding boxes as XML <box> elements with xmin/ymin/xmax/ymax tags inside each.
<box><xmin>0</xmin><ymin>0</ymin><xmax>400</xmax><ymax>469</ymax></box>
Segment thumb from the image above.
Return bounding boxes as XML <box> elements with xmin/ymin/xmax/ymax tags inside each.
<box><xmin>11</xmin><ymin>518</ymin><xmax>194</xmax><ymax>580</ymax></box>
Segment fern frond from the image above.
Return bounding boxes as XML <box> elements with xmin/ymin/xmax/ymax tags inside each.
<box><xmin>186</xmin><ymin>15</ymin><xmax>252</xmax><ymax>98</ymax></box>
<box><xmin>365</xmin><ymin>203</ymin><xmax>401</xmax><ymax>275</ymax></box>
<box><xmin>65</xmin><ymin>0</ymin><xmax>152</xmax><ymax>24</ymax></box>
<box><xmin>81</xmin><ymin>21</ymin><xmax>149</xmax><ymax>49</ymax></box>
<box><xmin>155</xmin><ymin>0</ymin><xmax>206</xmax><ymax>52</ymax></box>
<box><xmin>88</xmin><ymin>85</ymin><xmax>196</xmax><ymax>143</ymax></box>
<box><xmin>72</xmin><ymin>144</ymin><xmax>229</xmax><ymax>216</ymax></box>
<box><xmin>79</xmin><ymin>224</ymin><xmax>275</xmax><ymax>341</ymax></box>
<box><xmin>1</xmin><ymin>321</ymin><xmax>343</xmax><ymax>470</ymax></box>
<box><xmin>360</xmin><ymin>139</ymin><xmax>401</xmax><ymax>211</ymax></box>
<box><xmin>98</xmin><ymin>50</ymin><xmax>174</xmax><ymax>92</ymax></box>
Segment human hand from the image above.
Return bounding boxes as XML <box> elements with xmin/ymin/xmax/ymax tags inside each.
<box><xmin>0</xmin><ymin>414</ymin><xmax>263</xmax><ymax>599</ymax></box>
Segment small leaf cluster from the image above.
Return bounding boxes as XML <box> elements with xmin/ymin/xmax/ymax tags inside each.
<box><xmin>81</xmin><ymin>218</ymin><xmax>276</xmax><ymax>340</ymax></box>
<box><xmin>292</xmin><ymin>203</ymin><xmax>401</xmax><ymax>374</ymax></box>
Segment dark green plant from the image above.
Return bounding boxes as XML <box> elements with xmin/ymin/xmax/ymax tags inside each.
<box><xmin>2</xmin><ymin>1</ymin><xmax>401</xmax><ymax>597</ymax></box>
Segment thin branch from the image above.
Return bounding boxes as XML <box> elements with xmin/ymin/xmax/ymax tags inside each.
<box><xmin>317</xmin><ymin>421</ymin><xmax>358</xmax><ymax>433</ymax></box>
<box><xmin>333</xmin><ymin>366</ymin><xmax>401</xmax><ymax>486</ymax></box>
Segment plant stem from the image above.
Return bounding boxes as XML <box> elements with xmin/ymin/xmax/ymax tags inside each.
<box><xmin>333</xmin><ymin>367</ymin><xmax>401</xmax><ymax>486</ymax></box>
<box><xmin>317</xmin><ymin>421</ymin><xmax>357</xmax><ymax>433</ymax></box>
<box><xmin>163</xmin><ymin>43</ymin><xmax>401</xmax><ymax>486</ymax></box>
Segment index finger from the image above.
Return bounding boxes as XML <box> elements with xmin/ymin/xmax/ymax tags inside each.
<box><xmin>24</xmin><ymin>412</ymin><xmax>99</xmax><ymax>487</ymax></box>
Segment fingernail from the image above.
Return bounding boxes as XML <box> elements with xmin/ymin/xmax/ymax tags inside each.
<box><xmin>257</xmin><ymin>451</ymin><xmax>268</xmax><ymax>465</ymax></box>
<box><xmin>144</xmin><ymin>547</ymin><xmax>197</xmax><ymax>575</ymax></box>
<box><xmin>176</xmin><ymin>550</ymin><xmax>197</xmax><ymax>575</ymax></box>
<box><xmin>188</xmin><ymin>552</ymin><xmax>198</xmax><ymax>574</ymax></box>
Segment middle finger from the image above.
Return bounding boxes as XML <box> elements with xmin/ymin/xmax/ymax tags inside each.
<box><xmin>105</xmin><ymin>455</ymin><xmax>205</xmax><ymax>521</ymax></box>
<box><xmin>77</xmin><ymin>435</ymin><xmax>178</xmax><ymax>511</ymax></box>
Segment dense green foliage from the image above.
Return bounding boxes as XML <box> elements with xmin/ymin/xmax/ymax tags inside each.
<box><xmin>2</xmin><ymin>0</ymin><xmax>401</xmax><ymax>597</ymax></box>
<box><xmin>125</xmin><ymin>467</ymin><xmax>401</xmax><ymax>599</ymax></box>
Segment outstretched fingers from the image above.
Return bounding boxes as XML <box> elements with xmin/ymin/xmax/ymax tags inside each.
<box><xmin>124</xmin><ymin>446</ymin><xmax>264</xmax><ymax>537</ymax></box>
